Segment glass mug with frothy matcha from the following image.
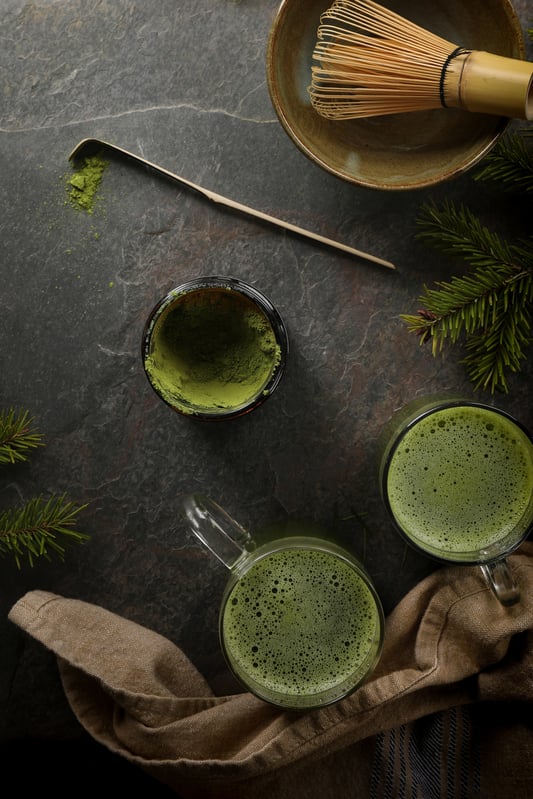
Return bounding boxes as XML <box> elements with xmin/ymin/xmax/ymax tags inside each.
<box><xmin>379</xmin><ymin>396</ymin><xmax>533</xmax><ymax>606</ymax></box>
<box><xmin>182</xmin><ymin>494</ymin><xmax>384</xmax><ymax>710</ymax></box>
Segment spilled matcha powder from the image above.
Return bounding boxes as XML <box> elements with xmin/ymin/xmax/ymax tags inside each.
<box><xmin>66</xmin><ymin>152</ymin><xmax>108</xmax><ymax>214</ymax></box>
<box><xmin>143</xmin><ymin>286</ymin><xmax>284</xmax><ymax>417</ymax></box>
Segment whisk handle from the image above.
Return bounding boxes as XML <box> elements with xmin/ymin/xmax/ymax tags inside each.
<box><xmin>445</xmin><ymin>51</ymin><xmax>533</xmax><ymax>120</ymax></box>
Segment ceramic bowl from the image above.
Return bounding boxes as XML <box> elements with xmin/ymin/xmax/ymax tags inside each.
<box><xmin>266</xmin><ymin>0</ymin><xmax>525</xmax><ymax>190</ymax></box>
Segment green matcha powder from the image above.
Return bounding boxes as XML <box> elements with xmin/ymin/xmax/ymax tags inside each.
<box><xmin>144</xmin><ymin>288</ymin><xmax>282</xmax><ymax>415</ymax></box>
<box><xmin>66</xmin><ymin>153</ymin><xmax>108</xmax><ymax>214</ymax></box>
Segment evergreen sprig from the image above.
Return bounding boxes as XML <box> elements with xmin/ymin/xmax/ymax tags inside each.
<box><xmin>0</xmin><ymin>408</ymin><xmax>90</xmax><ymax>568</ymax></box>
<box><xmin>0</xmin><ymin>408</ymin><xmax>44</xmax><ymax>464</ymax></box>
<box><xmin>0</xmin><ymin>495</ymin><xmax>89</xmax><ymax>568</ymax></box>
<box><xmin>475</xmin><ymin>131</ymin><xmax>533</xmax><ymax>191</ymax></box>
<box><xmin>401</xmin><ymin>130</ymin><xmax>533</xmax><ymax>393</ymax></box>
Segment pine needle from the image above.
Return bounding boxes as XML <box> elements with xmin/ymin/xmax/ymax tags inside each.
<box><xmin>413</xmin><ymin>200</ymin><xmax>521</xmax><ymax>267</ymax></box>
<box><xmin>0</xmin><ymin>495</ymin><xmax>89</xmax><ymax>568</ymax></box>
<box><xmin>475</xmin><ymin>133</ymin><xmax>533</xmax><ymax>192</ymax></box>
<box><xmin>0</xmin><ymin>408</ymin><xmax>44</xmax><ymax>465</ymax></box>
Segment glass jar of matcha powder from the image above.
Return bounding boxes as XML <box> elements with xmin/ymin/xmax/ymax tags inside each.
<box><xmin>142</xmin><ymin>276</ymin><xmax>288</xmax><ymax>420</ymax></box>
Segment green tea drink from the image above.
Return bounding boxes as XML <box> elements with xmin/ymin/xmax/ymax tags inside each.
<box><xmin>221</xmin><ymin>544</ymin><xmax>383</xmax><ymax>708</ymax></box>
<box><xmin>385</xmin><ymin>404</ymin><xmax>533</xmax><ymax>561</ymax></box>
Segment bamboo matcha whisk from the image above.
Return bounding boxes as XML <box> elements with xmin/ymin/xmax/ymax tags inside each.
<box><xmin>308</xmin><ymin>0</ymin><xmax>533</xmax><ymax>120</ymax></box>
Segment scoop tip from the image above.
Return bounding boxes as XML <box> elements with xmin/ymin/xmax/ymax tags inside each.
<box><xmin>68</xmin><ymin>137</ymin><xmax>105</xmax><ymax>161</ymax></box>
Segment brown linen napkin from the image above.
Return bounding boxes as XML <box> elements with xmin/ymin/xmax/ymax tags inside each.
<box><xmin>8</xmin><ymin>543</ymin><xmax>533</xmax><ymax>799</ymax></box>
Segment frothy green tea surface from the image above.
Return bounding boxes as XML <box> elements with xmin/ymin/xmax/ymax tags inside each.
<box><xmin>387</xmin><ymin>405</ymin><xmax>533</xmax><ymax>557</ymax></box>
<box><xmin>221</xmin><ymin>547</ymin><xmax>381</xmax><ymax>702</ymax></box>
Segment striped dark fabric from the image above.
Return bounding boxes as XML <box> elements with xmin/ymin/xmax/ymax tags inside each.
<box><xmin>370</xmin><ymin>707</ymin><xmax>481</xmax><ymax>799</ymax></box>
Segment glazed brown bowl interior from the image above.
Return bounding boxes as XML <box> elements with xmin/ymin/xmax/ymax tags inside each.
<box><xmin>266</xmin><ymin>0</ymin><xmax>525</xmax><ymax>190</ymax></box>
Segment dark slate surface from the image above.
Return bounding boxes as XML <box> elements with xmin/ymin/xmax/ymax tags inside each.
<box><xmin>0</xmin><ymin>0</ymin><xmax>531</xmax><ymax>754</ymax></box>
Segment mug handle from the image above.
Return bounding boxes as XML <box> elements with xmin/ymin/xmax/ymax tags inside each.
<box><xmin>182</xmin><ymin>494</ymin><xmax>251</xmax><ymax>570</ymax></box>
<box><xmin>480</xmin><ymin>558</ymin><xmax>520</xmax><ymax>607</ymax></box>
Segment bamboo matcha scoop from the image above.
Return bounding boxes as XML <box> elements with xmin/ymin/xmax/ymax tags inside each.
<box><xmin>68</xmin><ymin>137</ymin><xmax>395</xmax><ymax>270</ymax></box>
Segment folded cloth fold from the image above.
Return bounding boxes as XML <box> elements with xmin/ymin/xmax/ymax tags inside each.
<box><xmin>8</xmin><ymin>544</ymin><xmax>533</xmax><ymax>799</ymax></box>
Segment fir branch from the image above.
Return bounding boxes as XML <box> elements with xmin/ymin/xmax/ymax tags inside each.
<box><xmin>402</xmin><ymin>200</ymin><xmax>533</xmax><ymax>393</ymax></box>
<box><xmin>461</xmin><ymin>298</ymin><xmax>531</xmax><ymax>393</ymax></box>
<box><xmin>413</xmin><ymin>200</ymin><xmax>528</xmax><ymax>267</ymax></box>
<box><xmin>0</xmin><ymin>408</ymin><xmax>44</xmax><ymax>465</ymax></box>
<box><xmin>475</xmin><ymin>132</ymin><xmax>533</xmax><ymax>192</ymax></box>
<box><xmin>0</xmin><ymin>495</ymin><xmax>89</xmax><ymax>568</ymax></box>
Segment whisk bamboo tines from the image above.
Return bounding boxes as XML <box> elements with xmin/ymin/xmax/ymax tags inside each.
<box><xmin>308</xmin><ymin>0</ymin><xmax>533</xmax><ymax>121</ymax></box>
